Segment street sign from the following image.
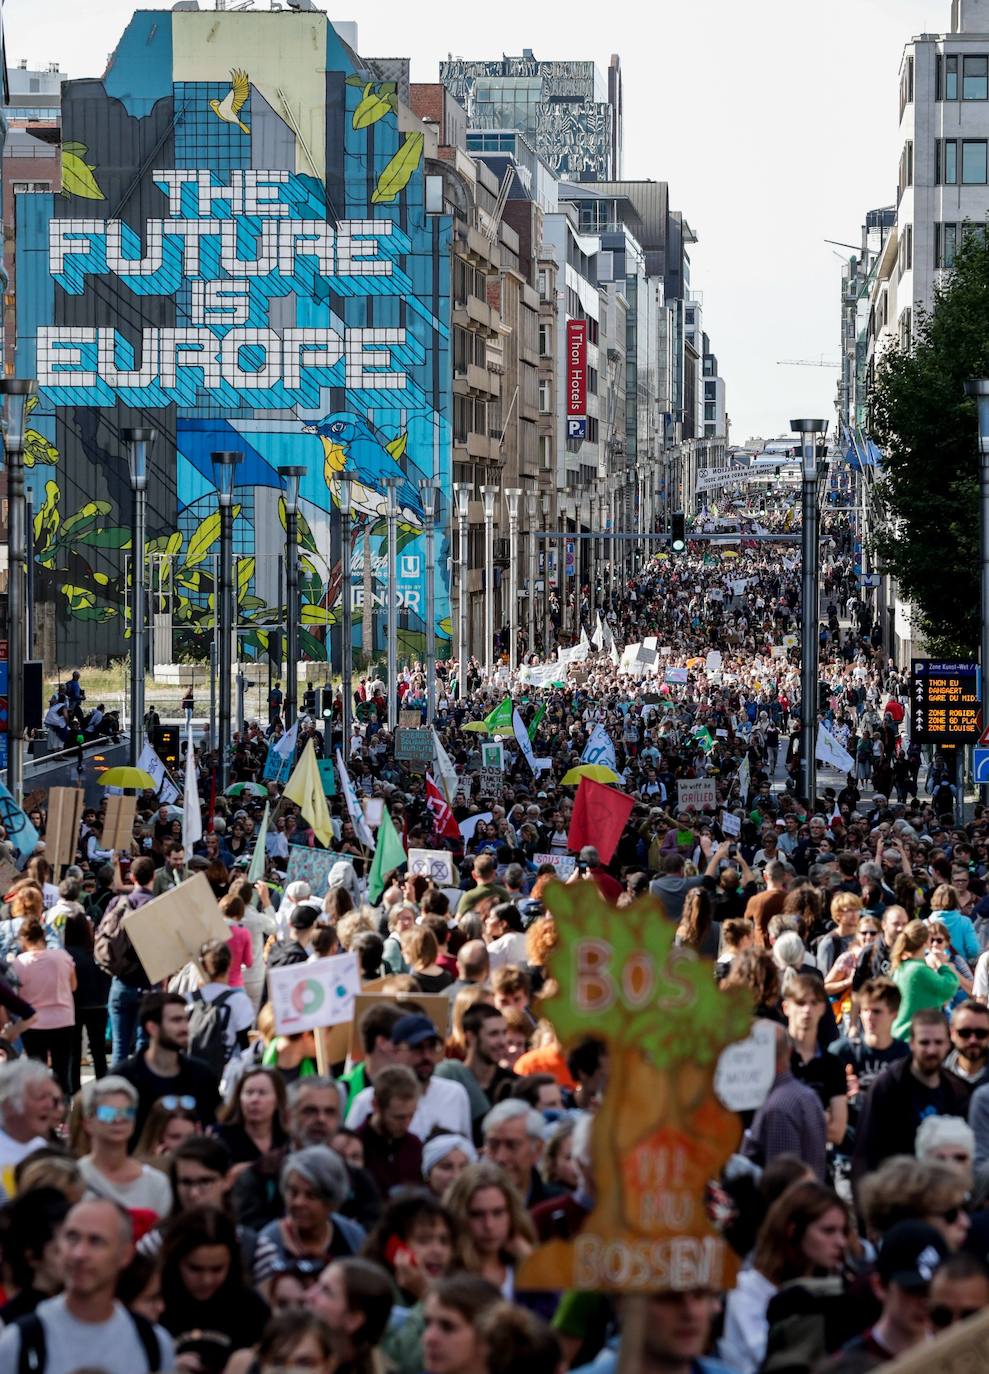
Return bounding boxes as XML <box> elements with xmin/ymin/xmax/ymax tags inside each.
<box><xmin>976</xmin><ymin>749</ymin><xmax>989</xmax><ymax>784</ymax></box>
<box><xmin>910</xmin><ymin>660</ymin><xmax>981</xmax><ymax>744</ymax></box>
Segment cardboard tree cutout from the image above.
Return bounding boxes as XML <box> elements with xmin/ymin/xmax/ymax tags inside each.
<box><xmin>519</xmin><ymin>882</ymin><xmax>752</xmax><ymax>1293</ymax></box>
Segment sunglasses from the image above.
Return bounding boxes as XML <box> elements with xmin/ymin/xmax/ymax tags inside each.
<box><xmin>161</xmin><ymin>1095</ymin><xmax>197</xmax><ymax>1111</ymax></box>
<box><xmin>955</xmin><ymin>1026</ymin><xmax>989</xmax><ymax>1040</ymax></box>
<box><xmin>931</xmin><ymin>1304</ymin><xmax>982</xmax><ymax>1329</ymax></box>
<box><xmin>93</xmin><ymin>1104</ymin><xmax>136</xmax><ymax>1125</ymax></box>
<box><xmin>933</xmin><ymin>1205</ymin><xmax>967</xmax><ymax>1225</ymax></box>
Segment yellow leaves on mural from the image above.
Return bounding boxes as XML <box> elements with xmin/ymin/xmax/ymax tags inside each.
<box><xmin>236</xmin><ymin>556</ymin><xmax>255</xmax><ymax>602</ymax></box>
<box><xmin>301</xmin><ymin>604</ymin><xmax>335</xmax><ymax>625</ymax></box>
<box><xmin>59</xmin><ymin>584</ymin><xmax>96</xmax><ymax>611</ymax></box>
<box><xmin>23</xmin><ymin>429</ymin><xmax>59</xmax><ymax>467</ymax></box>
<box><xmin>371</xmin><ymin>132</ymin><xmax>424</xmax><ymax>204</ymax></box>
<box><xmin>34</xmin><ymin>480</ymin><xmax>60</xmax><ymax>563</ymax></box>
<box><xmin>184</xmin><ymin>505</ymin><xmax>241</xmax><ymax>568</ymax></box>
<box><xmin>61</xmin><ymin>142</ymin><xmax>106</xmax><ymax>200</ymax></box>
<box><xmin>385</xmin><ymin>432</ymin><xmax>408</xmax><ymax>462</ymax></box>
<box><xmin>353</xmin><ymin>83</ymin><xmax>391</xmax><ymax>130</ymax></box>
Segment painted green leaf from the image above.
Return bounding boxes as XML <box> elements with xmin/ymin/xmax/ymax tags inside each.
<box><xmin>297</xmin><ymin>506</ymin><xmax>317</xmax><ymax>554</ymax></box>
<box><xmin>184</xmin><ymin>511</ymin><xmax>221</xmax><ymax>567</ymax></box>
<box><xmin>61</xmin><ymin>147</ymin><xmax>105</xmax><ymax>200</ymax></box>
<box><xmin>147</xmin><ymin>532</ymin><xmax>184</xmax><ymax>558</ymax></box>
<box><xmin>25</xmin><ymin>394</ymin><xmax>38</xmax><ymax>416</ymax></box>
<box><xmin>301</xmin><ymin>604</ymin><xmax>335</xmax><ymax>625</ymax></box>
<box><xmin>59</xmin><ymin>583</ymin><xmax>95</xmax><ymax>610</ymax></box>
<box><xmin>23</xmin><ymin>429</ymin><xmax>58</xmax><ymax>467</ymax></box>
<box><xmin>439</xmin><ymin>616</ymin><xmax>452</xmax><ymax>636</ymax></box>
<box><xmin>236</xmin><ymin>556</ymin><xmax>255</xmax><ymax>602</ymax></box>
<box><xmin>240</xmin><ymin>594</ymin><xmax>266</xmax><ymax>610</ymax></box>
<box><xmin>72</xmin><ymin>606</ymin><xmax>118</xmax><ymax>622</ymax></box>
<box><xmin>353</xmin><ymin>83</ymin><xmax>391</xmax><ymax>130</ymax></box>
<box><xmin>61</xmin><ymin>501</ymin><xmax>112</xmax><ymax>537</ymax></box>
<box><xmin>385</xmin><ymin>432</ymin><xmax>408</xmax><ymax>462</ymax></box>
<box><xmin>298</xmin><ymin>627</ymin><xmax>328</xmax><ymax>661</ymax></box>
<box><xmin>76</xmin><ymin>526</ymin><xmax>131</xmax><ymax>549</ymax></box>
<box><xmin>371</xmin><ymin>132</ymin><xmax>424</xmax><ymax>204</ymax></box>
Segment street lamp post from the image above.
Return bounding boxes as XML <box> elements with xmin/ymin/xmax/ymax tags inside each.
<box><xmin>480</xmin><ymin>485</ymin><xmax>498</xmax><ymax>679</ymax></box>
<box><xmin>277</xmin><ymin>465</ymin><xmax>306</xmax><ymax>729</ymax></box>
<box><xmin>453</xmin><ymin>483</ymin><xmax>472</xmax><ymax>698</ymax></box>
<box><xmin>383</xmin><ymin>476</ymin><xmax>400</xmax><ymax>729</ymax></box>
<box><xmin>211</xmin><ymin>451</ymin><xmax>242</xmax><ymax>793</ymax></box>
<box><xmin>525</xmin><ymin>490</ymin><xmax>539</xmax><ymax>657</ymax></box>
<box><xmin>504</xmin><ymin>488</ymin><xmax>521</xmax><ymax>672</ymax></box>
<box><xmin>1</xmin><ymin>379</ymin><xmax>36</xmax><ymax>804</ymax></box>
<box><xmin>966</xmin><ymin>380</ymin><xmax>989</xmax><ymax>797</ymax></box>
<box><xmin>542</xmin><ymin>493</ymin><xmax>551</xmax><ymax>653</ymax></box>
<box><xmin>791</xmin><ymin>418</ymin><xmax>827</xmax><ymax>809</ymax></box>
<box><xmin>418</xmin><ymin>478</ymin><xmax>439</xmax><ymax>722</ymax></box>
<box><xmin>122</xmin><ymin>428</ymin><xmax>155</xmax><ymax>766</ymax></box>
<box><xmin>338</xmin><ymin>477</ymin><xmax>354</xmax><ymax>758</ymax></box>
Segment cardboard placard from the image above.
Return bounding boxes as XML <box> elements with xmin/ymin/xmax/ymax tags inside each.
<box><xmin>476</xmin><ymin>769</ymin><xmax>503</xmax><ymax>799</ymax></box>
<box><xmin>720</xmin><ymin>810</ymin><xmax>741</xmax><ymax>838</ymax></box>
<box><xmin>883</xmin><ymin>1298</ymin><xmax>989</xmax><ymax>1373</ymax></box>
<box><xmin>46</xmin><ymin>788</ymin><xmax>85</xmax><ymax>876</ymax></box>
<box><xmin>395</xmin><ymin>728</ymin><xmax>433</xmax><ymax>762</ymax></box>
<box><xmin>714</xmin><ymin>1018</ymin><xmax>776</xmax><ymax>1113</ymax></box>
<box><xmin>533</xmin><ymin>852</ymin><xmax>577</xmax><ymax>879</ymax></box>
<box><xmin>122</xmin><ymin>871</ymin><xmax>229</xmax><ymax>983</ymax></box>
<box><xmin>676</xmin><ymin>778</ymin><xmax>717</xmax><ymax>811</ymax></box>
<box><xmin>399</xmin><ymin>709</ymin><xmax>422</xmax><ymax>729</ymax></box>
<box><xmin>347</xmin><ymin>990</ymin><xmax>451</xmax><ymax>1063</ymax></box>
<box><xmin>268</xmin><ymin>953</ymin><xmax>361</xmax><ymax>1035</ymax></box>
<box><xmin>480</xmin><ymin>741</ymin><xmax>504</xmax><ymax>771</ymax></box>
<box><xmin>407</xmin><ymin>848</ymin><xmax>455</xmax><ymax>884</ymax></box>
<box><xmin>362</xmin><ymin>798</ymin><xmax>383</xmax><ymax>830</ymax></box>
<box><xmin>102</xmin><ymin>793</ymin><xmax>137</xmax><ymax>852</ymax></box>
<box><xmin>0</xmin><ymin>862</ymin><xmax>19</xmax><ymax>898</ymax></box>
<box><xmin>664</xmin><ymin>667</ymin><xmax>688</xmax><ymax>685</ymax></box>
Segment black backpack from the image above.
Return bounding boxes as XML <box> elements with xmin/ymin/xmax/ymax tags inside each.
<box><xmin>16</xmin><ymin>1308</ymin><xmax>161</xmax><ymax>1374</ymax></box>
<box><xmin>186</xmin><ymin>988</ymin><xmax>236</xmax><ymax>1077</ymax></box>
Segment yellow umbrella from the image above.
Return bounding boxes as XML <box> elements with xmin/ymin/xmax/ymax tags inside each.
<box><xmin>462</xmin><ymin>721</ymin><xmax>489</xmax><ymax>733</ymax></box>
<box><xmin>721</xmin><ymin>550</ymin><xmax>740</xmax><ymax>559</ymax></box>
<box><xmin>98</xmin><ymin>766</ymin><xmax>158</xmax><ymax>791</ymax></box>
<box><xmin>561</xmin><ymin>764</ymin><xmax>621</xmax><ymax>785</ymax></box>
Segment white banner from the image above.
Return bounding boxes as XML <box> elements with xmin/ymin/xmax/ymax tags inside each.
<box><xmin>581</xmin><ymin>724</ymin><xmax>617</xmax><ymax>771</ymax></box>
<box><xmin>677</xmin><ymin>778</ymin><xmax>717</xmax><ymax>810</ymax></box>
<box><xmin>533</xmin><ymin>852</ymin><xmax>576</xmax><ymax>878</ymax></box>
<box><xmin>268</xmin><ymin>953</ymin><xmax>361</xmax><ymax>1035</ymax></box>
<box><xmin>816</xmin><ymin>723</ymin><xmax>855</xmax><ymax>774</ymax></box>
<box><xmin>513</xmin><ymin>709</ymin><xmax>551</xmax><ymax>773</ymax></box>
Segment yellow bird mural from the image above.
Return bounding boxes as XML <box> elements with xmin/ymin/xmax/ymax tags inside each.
<box><xmin>209</xmin><ymin>69</ymin><xmax>251</xmax><ymax>135</ymax></box>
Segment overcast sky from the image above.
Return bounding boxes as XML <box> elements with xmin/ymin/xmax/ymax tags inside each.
<box><xmin>5</xmin><ymin>0</ymin><xmax>945</xmax><ymax>441</ymax></box>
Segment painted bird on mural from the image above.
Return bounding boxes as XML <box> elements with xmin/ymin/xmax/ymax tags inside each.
<box><xmin>301</xmin><ymin>413</ymin><xmax>425</xmax><ymax>525</ymax></box>
<box><xmin>209</xmin><ymin>69</ymin><xmax>251</xmax><ymax>135</ymax></box>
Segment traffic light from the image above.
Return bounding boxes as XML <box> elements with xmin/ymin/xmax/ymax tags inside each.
<box><xmin>320</xmin><ymin>686</ymin><xmax>334</xmax><ymax>720</ymax></box>
<box><xmin>671</xmin><ymin>511</ymin><xmax>686</xmax><ymax>554</ymax></box>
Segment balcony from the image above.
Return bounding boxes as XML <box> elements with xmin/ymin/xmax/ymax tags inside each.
<box><xmin>453</xmin><ymin>363</ymin><xmax>500</xmax><ymax>399</ymax></box>
<box><xmin>454</xmin><ymin>431</ymin><xmax>500</xmax><ymax>465</ymax></box>
<box><xmin>463</xmin><ymin>225</ymin><xmax>500</xmax><ymax>271</ymax></box>
<box><xmin>453</xmin><ymin>294</ymin><xmax>497</xmax><ymax>334</ymax></box>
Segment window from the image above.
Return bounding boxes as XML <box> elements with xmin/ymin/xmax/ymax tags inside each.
<box><xmin>586</xmin><ymin>416</ymin><xmax>599</xmax><ymax>443</ymax></box>
<box><xmin>538</xmin><ymin>270</ymin><xmax>548</xmax><ymax>300</ymax></box>
<box><xmin>936</xmin><ymin>222</ymin><xmax>958</xmax><ymax>268</ymax></box>
<box><xmin>12</xmin><ymin>180</ymin><xmax>50</xmax><ymax>193</ymax></box>
<box><xmin>899</xmin><ymin>307</ymin><xmax>912</xmax><ymax>352</ymax></box>
<box><xmin>900</xmin><ymin>55</ymin><xmax>914</xmax><ymax>117</ymax></box>
<box><xmin>939</xmin><ymin>54</ymin><xmax>960</xmax><ymax>100</ymax></box>
<box><xmin>964</xmin><ymin>55</ymin><xmax>989</xmax><ymax>100</ymax></box>
<box><xmin>898</xmin><ymin>141</ymin><xmax>913</xmax><ymax>199</ymax></box>
<box><xmin>963</xmin><ymin>140</ymin><xmax>988</xmax><ymax>183</ymax></box>
<box><xmin>538</xmin><ymin>379</ymin><xmax>551</xmax><ymax>414</ymax></box>
<box><xmin>587</xmin><ymin>365</ymin><xmax>598</xmax><ymax>396</ymax></box>
<box><xmin>897</xmin><ymin>224</ymin><xmax>913</xmax><ymax>281</ymax></box>
<box><xmin>538</xmin><ymin>324</ymin><xmax>550</xmax><ymax>357</ymax></box>
<box><xmin>938</xmin><ymin>139</ymin><xmax>959</xmax><ymax>184</ymax></box>
<box><xmin>704</xmin><ymin>402</ymin><xmax>717</xmax><ymax>423</ymax></box>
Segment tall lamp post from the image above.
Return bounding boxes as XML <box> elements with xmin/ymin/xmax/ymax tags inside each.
<box><xmin>383</xmin><ymin>476</ymin><xmax>400</xmax><ymax>729</ymax></box>
<box><xmin>542</xmin><ymin>492</ymin><xmax>552</xmax><ymax>653</ymax></box>
<box><xmin>504</xmin><ymin>488</ymin><xmax>521</xmax><ymax>672</ymax></box>
<box><xmin>966</xmin><ymin>380</ymin><xmax>989</xmax><ymax>797</ymax></box>
<box><xmin>452</xmin><ymin>483</ymin><xmax>472</xmax><ymax>698</ymax></box>
<box><xmin>480</xmin><ymin>485</ymin><xmax>498</xmax><ymax>679</ymax></box>
<box><xmin>525</xmin><ymin>490</ymin><xmax>539</xmax><ymax>657</ymax></box>
<box><xmin>1</xmin><ymin>379</ymin><xmax>36</xmax><ymax>804</ymax></box>
<box><xmin>211</xmin><ymin>451</ymin><xmax>242</xmax><ymax>793</ymax></box>
<box><xmin>791</xmin><ymin>418</ymin><xmax>827</xmax><ymax>809</ymax></box>
<box><xmin>122</xmin><ymin>428</ymin><xmax>155</xmax><ymax>765</ymax></box>
<box><xmin>277</xmin><ymin>465</ymin><xmax>305</xmax><ymax>728</ymax></box>
<box><xmin>418</xmin><ymin>478</ymin><xmax>439</xmax><ymax>722</ymax></box>
<box><xmin>338</xmin><ymin>477</ymin><xmax>354</xmax><ymax>758</ymax></box>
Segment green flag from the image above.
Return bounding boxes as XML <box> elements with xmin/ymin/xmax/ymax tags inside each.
<box><xmin>367</xmin><ymin>805</ymin><xmax>408</xmax><ymax>905</ymax></box>
<box><xmin>248</xmin><ymin>803</ymin><xmax>270</xmax><ymax>883</ymax></box>
<box><xmin>483</xmin><ymin>696</ymin><xmax>515</xmax><ymax>736</ymax></box>
<box><xmin>527</xmin><ymin>704</ymin><xmax>546</xmax><ymax>742</ymax></box>
<box><xmin>692</xmin><ymin>726</ymin><xmax>714</xmax><ymax>754</ymax></box>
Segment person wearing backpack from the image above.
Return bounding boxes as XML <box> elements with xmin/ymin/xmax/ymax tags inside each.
<box><xmin>94</xmin><ymin>857</ymin><xmax>156</xmax><ymax>1065</ymax></box>
<box><xmin>187</xmin><ymin>940</ymin><xmax>254</xmax><ymax>1081</ymax></box>
<box><xmin>0</xmin><ymin>1197</ymin><xmax>174</xmax><ymax>1374</ymax></box>
<box><xmin>115</xmin><ymin>992</ymin><xmax>220</xmax><ymax>1144</ymax></box>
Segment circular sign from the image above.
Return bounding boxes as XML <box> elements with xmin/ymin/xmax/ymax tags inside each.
<box><xmin>290</xmin><ymin>978</ymin><xmax>326</xmax><ymax>1017</ymax></box>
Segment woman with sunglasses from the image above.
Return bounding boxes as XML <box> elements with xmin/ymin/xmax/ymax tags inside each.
<box><xmin>134</xmin><ymin>1097</ymin><xmax>201</xmax><ymax>1160</ymax></box>
<box><xmin>76</xmin><ymin>1076</ymin><xmax>172</xmax><ymax>1229</ymax></box>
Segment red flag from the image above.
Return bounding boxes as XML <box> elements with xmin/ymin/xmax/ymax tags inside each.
<box><xmin>426</xmin><ymin>772</ymin><xmax>460</xmax><ymax>841</ymax></box>
<box><xmin>567</xmin><ymin>777</ymin><xmax>634</xmax><ymax>865</ymax></box>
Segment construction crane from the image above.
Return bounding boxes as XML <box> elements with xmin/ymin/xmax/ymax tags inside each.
<box><xmin>777</xmin><ymin>358</ymin><xmax>841</xmax><ymax>368</ymax></box>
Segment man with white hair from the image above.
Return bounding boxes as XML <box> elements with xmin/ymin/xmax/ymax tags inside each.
<box><xmin>481</xmin><ymin>1098</ymin><xmax>558</xmax><ymax>1208</ymax></box>
<box><xmin>0</xmin><ymin>1059</ymin><xmax>54</xmax><ymax>1174</ymax></box>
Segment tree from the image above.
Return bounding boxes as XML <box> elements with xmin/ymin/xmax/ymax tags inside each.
<box><xmin>870</xmin><ymin>231</ymin><xmax>989</xmax><ymax>657</ymax></box>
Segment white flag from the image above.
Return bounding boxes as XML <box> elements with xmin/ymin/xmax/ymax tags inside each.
<box><xmin>581</xmin><ymin>723</ymin><xmax>617</xmax><ymax>772</ymax></box>
<box><xmin>737</xmin><ymin>754</ymin><xmax>751</xmax><ymax>800</ymax></box>
<box><xmin>274</xmin><ymin>717</ymin><xmax>300</xmax><ymax>759</ymax></box>
<box><xmin>512</xmin><ymin>708</ymin><xmax>551</xmax><ymax>774</ymax></box>
<box><xmin>459</xmin><ymin>811</ymin><xmax>493</xmax><ymax>843</ymax></box>
<box><xmin>610</xmin><ymin>640</ymin><xmax>620</xmax><ymax>667</ymax></box>
<box><xmin>432</xmin><ymin>728</ymin><xmax>459</xmax><ymax>805</ymax></box>
<box><xmin>816</xmin><ymin>723</ymin><xmax>855</xmax><ymax>775</ymax></box>
<box><xmin>336</xmin><ymin>748</ymin><xmax>375</xmax><ymax>849</ymax></box>
<box><xmin>592</xmin><ymin>614</ymin><xmax>605</xmax><ymax>652</ymax></box>
<box><xmin>136</xmin><ymin>743</ymin><xmax>166</xmax><ymax>794</ymax></box>
<box><xmin>182</xmin><ymin>725</ymin><xmax>202</xmax><ymax>852</ymax></box>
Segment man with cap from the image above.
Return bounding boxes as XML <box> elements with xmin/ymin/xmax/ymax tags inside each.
<box><xmin>345</xmin><ymin>1014</ymin><xmax>471</xmax><ymax>1140</ymax></box>
<box><xmin>837</xmin><ymin>1221</ymin><xmax>948</xmax><ymax>1362</ymax></box>
<box><xmin>267</xmin><ymin>902</ymin><xmax>321</xmax><ymax>968</ymax></box>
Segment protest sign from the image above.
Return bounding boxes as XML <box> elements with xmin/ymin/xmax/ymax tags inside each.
<box><xmin>46</xmin><ymin>788</ymin><xmax>85</xmax><ymax>876</ymax></box>
<box><xmin>347</xmin><ymin>991</ymin><xmax>451</xmax><ymax>1063</ymax></box>
<box><xmin>480</xmin><ymin>741</ymin><xmax>504</xmax><ymax>771</ymax></box>
<box><xmin>317</xmin><ymin>758</ymin><xmax>337</xmax><ymax>797</ymax></box>
<box><xmin>399</xmin><ymin>709</ymin><xmax>422</xmax><ymax>729</ymax></box>
<box><xmin>263</xmin><ymin>745</ymin><xmax>292</xmax><ymax>784</ymax></box>
<box><xmin>714</xmin><ymin>1018</ymin><xmax>776</xmax><ymax>1112</ymax></box>
<box><xmin>885</xmin><ymin>1306</ymin><xmax>989</xmax><ymax>1374</ymax></box>
<box><xmin>285</xmin><ymin>846</ymin><xmax>352</xmax><ymax>891</ymax></box>
<box><xmin>103</xmin><ymin>794</ymin><xmax>137</xmax><ymax>852</ymax></box>
<box><xmin>268</xmin><ymin>953</ymin><xmax>361</xmax><ymax>1036</ymax></box>
<box><xmin>408</xmin><ymin>848</ymin><xmax>456</xmax><ymax>884</ymax></box>
<box><xmin>664</xmin><ymin>667</ymin><xmax>688</xmax><ymax>685</ymax></box>
<box><xmin>720</xmin><ymin>810</ymin><xmax>741</xmax><ymax>837</ymax></box>
<box><xmin>636</xmin><ymin>645</ymin><xmax>659</xmax><ymax>667</ymax></box>
<box><xmin>122</xmin><ymin>872</ymin><xmax>229</xmax><ymax>984</ymax></box>
<box><xmin>677</xmin><ymin>778</ymin><xmax>717</xmax><ymax>810</ymax></box>
<box><xmin>705</xmin><ymin>651</ymin><xmax>723</xmax><ymax>674</ymax></box>
<box><xmin>782</xmin><ymin>633</ymin><xmax>797</xmax><ymax>649</ymax></box>
<box><xmin>518</xmin><ymin>882</ymin><xmax>750</xmax><ymax>1294</ymax></box>
<box><xmin>533</xmin><ymin>852</ymin><xmax>576</xmax><ymax>879</ymax></box>
<box><xmin>476</xmin><ymin>769</ymin><xmax>503</xmax><ymax>798</ymax></box>
<box><xmin>395</xmin><ymin>728</ymin><xmax>433</xmax><ymax>763</ymax></box>
<box><xmin>362</xmin><ymin>798</ymin><xmax>383</xmax><ymax>830</ymax></box>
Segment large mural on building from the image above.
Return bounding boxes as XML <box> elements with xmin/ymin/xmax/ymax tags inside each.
<box><xmin>15</xmin><ymin>10</ymin><xmax>452</xmax><ymax>667</ymax></box>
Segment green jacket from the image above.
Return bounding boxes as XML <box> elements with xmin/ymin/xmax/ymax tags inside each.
<box><xmin>892</xmin><ymin>958</ymin><xmax>959</xmax><ymax>1040</ymax></box>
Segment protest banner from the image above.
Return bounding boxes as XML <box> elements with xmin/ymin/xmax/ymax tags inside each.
<box><xmin>285</xmin><ymin>846</ymin><xmax>352</xmax><ymax>891</ymax></box>
<box><xmin>720</xmin><ymin>810</ymin><xmax>741</xmax><ymax>838</ymax></box>
<box><xmin>714</xmin><ymin>1018</ymin><xmax>776</xmax><ymax>1112</ymax></box>
<box><xmin>122</xmin><ymin>872</ymin><xmax>229</xmax><ymax>984</ymax></box>
<box><xmin>346</xmin><ymin>990</ymin><xmax>451</xmax><ymax>1064</ymax></box>
<box><xmin>268</xmin><ymin>953</ymin><xmax>361</xmax><ymax>1036</ymax></box>
<box><xmin>395</xmin><ymin>728</ymin><xmax>433</xmax><ymax>763</ymax></box>
<box><xmin>885</xmin><ymin>1304</ymin><xmax>989</xmax><ymax>1374</ymax></box>
<box><xmin>263</xmin><ymin>744</ymin><xmax>292</xmax><ymax>784</ymax></box>
<box><xmin>103</xmin><ymin>794</ymin><xmax>137</xmax><ymax>852</ymax></box>
<box><xmin>46</xmin><ymin>787</ymin><xmax>85</xmax><ymax>876</ymax></box>
<box><xmin>362</xmin><ymin>797</ymin><xmax>383</xmax><ymax>830</ymax></box>
<box><xmin>317</xmin><ymin>758</ymin><xmax>337</xmax><ymax>797</ymax></box>
<box><xmin>677</xmin><ymin>778</ymin><xmax>717</xmax><ymax>810</ymax></box>
<box><xmin>399</xmin><ymin>709</ymin><xmax>422</xmax><ymax>729</ymax></box>
<box><xmin>407</xmin><ymin>848</ymin><xmax>456</xmax><ymax>884</ymax></box>
<box><xmin>480</xmin><ymin>741</ymin><xmax>504</xmax><ymax>771</ymax></box>
<box><xmin>533</xmin><ymin>852</ymin><xmax>577</xmax><ymax>879</ymax></box>
<box><xmin>518</xmin><ymin>882</ymin><xmax>750</xmax><ymax>1294</ymax></box>
<box><xmin>476</xmin><ymin>769</ymin><xmax>503</xmax><ymax>798</ymax></box>
<box><xmin>664</xmin><ymin>667</ymin><xmax>688</xmax><ymax>685</ymax></box>
<box><xmin>636</xmin><ymin>645</ymin><xmax>659</xmax><ymax>668</ymax></box>
<box><xmin>705</xmin><ymin>650</ymin><xmax>723</xmax><ymax>674</ymax></box>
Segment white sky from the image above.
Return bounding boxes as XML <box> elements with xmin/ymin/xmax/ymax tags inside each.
<box><xmin>5</xmin><ymin>0</ymin><xmax>946</xmax><ymax>441</ymax></box>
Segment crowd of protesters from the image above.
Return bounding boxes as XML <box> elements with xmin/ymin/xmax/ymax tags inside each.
<box><xmin>0</xmin><ymin>506</ymin><xmax>982</xmax><ymax>1371</ymax></box>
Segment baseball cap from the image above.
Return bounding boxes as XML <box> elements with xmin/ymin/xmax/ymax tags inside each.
<box><xmin>391</xmin><ymin>1014</ymin><xmax>439</xmax><ymax>1047</ymax></box>
<box><xmin>877</xmin><ymin>1221</ymin><xmax>948</xmax><ymax>1291</ymax></box>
